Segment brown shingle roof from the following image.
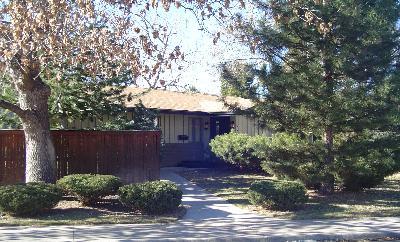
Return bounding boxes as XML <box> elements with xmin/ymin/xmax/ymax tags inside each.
<box><xmin>122</xmin><ymin>87</ymin><xmax>253</xmax><ymax>113</ymax></box>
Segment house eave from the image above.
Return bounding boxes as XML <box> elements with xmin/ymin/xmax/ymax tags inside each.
<box><xmin>126</xmin><ymin>107</ymin><xmax>245</xmax><ymax>116</ymax></box>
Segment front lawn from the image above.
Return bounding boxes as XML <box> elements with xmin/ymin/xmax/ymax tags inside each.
<box><xmin>177</xmin><ymin>168</ymin><xmax>400</xmax><ymax>220</ymax></box>
<box><xmin>0</xmin><ymin>196</ymin><xmax>186</xmax><ymax>226</ymax></box>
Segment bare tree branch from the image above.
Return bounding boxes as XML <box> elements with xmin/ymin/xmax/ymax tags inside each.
<box><xmin>0</xmin><ymin>99</ymin><xmax>26</xmax><ymax>118</ymax></box>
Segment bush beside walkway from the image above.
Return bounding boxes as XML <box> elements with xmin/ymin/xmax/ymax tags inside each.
<box><xmin>0</xmin><ymin>175</ymin><xmax>185</xmax><ymax>226</ymax></box>
<box><xmin>0</xmin><ymin>169</ymin><xmax>399</xmax><ymax>241</ymax></box>
<box><xmin>177</xmin><ymin>168</ymin><xmax>400</xmax><ymax>220</ymax></box>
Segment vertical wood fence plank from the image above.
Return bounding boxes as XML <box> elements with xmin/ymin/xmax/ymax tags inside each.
<box><xmin>0</xmin><ymin>130</ymin><xmax>160</xmax><ymax>184</ymax></box>
<box><xmin>0</xmin><ymin>133</ymin><xmax>3</xmax><ymax>183</ymax></box>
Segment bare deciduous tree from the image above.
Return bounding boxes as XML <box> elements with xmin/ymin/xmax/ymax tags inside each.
<box><xmin>0</xmin><ymin>0</ymin><xmax>235</xmax><ymax>183</ymax></box>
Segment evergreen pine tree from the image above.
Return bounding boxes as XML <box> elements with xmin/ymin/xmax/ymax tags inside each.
<box><xmin>220</xmin><ymin>61</ymin><xmax>258</xmax><ymax>98</ymax></box>
<box><xmin>226</xmin><ymin>0</ymin><xmax>400</xmax><ymax>193</ymax></box>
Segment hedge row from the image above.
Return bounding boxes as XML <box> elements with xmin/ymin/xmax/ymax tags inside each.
<box><xmin>0</xmin><ymin>174</ymin><xmax>182</xmax><ymax>217</ymax></box>
<box><xmin>210</xmin><ymin>132</ymin><xmax>400</xmax><ymax>191</ymax></box>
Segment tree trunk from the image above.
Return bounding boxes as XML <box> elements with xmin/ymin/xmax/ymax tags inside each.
<box><xmin>17</xmin><ymin>80</ymin><xmax>56</xmax><ymax>183</ymax></box>
<box><xmin>319</xmin><ymin>126</ymin><xmax>335</xmax><ymax>194</ymax></box>
<box><xmin>319</xmin><ymin>56</ymin><xmax>335</xmax><ymax>194</ymax></box>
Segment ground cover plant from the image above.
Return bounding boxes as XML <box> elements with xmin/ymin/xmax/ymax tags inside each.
<box><xmin>177</xmin><ymin>168</ymin><xmax>400</xmax><ymax>220</ymax></box>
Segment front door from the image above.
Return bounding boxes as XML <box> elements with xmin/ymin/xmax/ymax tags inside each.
<box><xmin>210</xmin><ymin>116</ymin><xmax>231</xmax><ymax>140</ymax></box>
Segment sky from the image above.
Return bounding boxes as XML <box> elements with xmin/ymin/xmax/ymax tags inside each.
<box><xmin>146</xmin><ymin>4</ymin><xmax>255</xmax><ymax>95</ymax></box>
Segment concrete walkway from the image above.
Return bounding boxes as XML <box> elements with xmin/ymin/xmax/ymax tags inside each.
<box><xmin>0</xmin><ymin>168</ymin><xmax>399</xmax><ymax>241</ymax></box>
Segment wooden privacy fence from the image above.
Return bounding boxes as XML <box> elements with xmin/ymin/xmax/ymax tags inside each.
<box><xmin>0</xmin><ymin>130</ymin><xmax>161</xmax><ymax>184</ymax></box>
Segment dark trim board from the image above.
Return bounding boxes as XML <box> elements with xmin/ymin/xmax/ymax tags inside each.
<box><xmin>127</xmin><ymin>107</ymin><xmax>237</xmax><ymax>116</ymax></box>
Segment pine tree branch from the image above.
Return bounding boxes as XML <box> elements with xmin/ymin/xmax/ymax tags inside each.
<box><xmin>0</xmin><ymin>99</ymin><xmax>26</xmax><ymax>118</ymax></box>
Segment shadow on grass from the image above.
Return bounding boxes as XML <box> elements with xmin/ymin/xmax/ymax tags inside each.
<box><xmin>225</xmin><ymin>198</ymin><xmax>251</xmax><ymax>205</ymax></box>
<box><xmin>178</xmin><ymin>168</ymin><xmax>400</xmax><ymax>220</ymax></box>
<box><xmin>0</xmin><ymin>196</ymin><xmax>186</xmax><ymax>226</ymax></box>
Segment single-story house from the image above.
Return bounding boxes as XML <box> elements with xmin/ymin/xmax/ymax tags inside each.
<box><xmin>66</xmin><ymin>87</ymin><xmax>272</xmax><ymax>167</ymax></box>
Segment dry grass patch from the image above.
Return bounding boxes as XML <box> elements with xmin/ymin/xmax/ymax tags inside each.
<box><xmin>178</xmin><ymin>168</ymin><xmax>400</xmax><ymax>220</ymax></box>
<box><xmin>0</xmin><ymin>196</ymin><xmax>186</xmax><ymax>226</ymax></box>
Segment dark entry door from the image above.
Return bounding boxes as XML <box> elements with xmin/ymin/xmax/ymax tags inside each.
<box><xmin>210</xmin><ymin>116</ymin><xmax>231</xmax><ymax>140</ymax></box>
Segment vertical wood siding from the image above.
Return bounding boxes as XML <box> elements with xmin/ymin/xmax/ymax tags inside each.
<box><xmin>157</xmin><ymin>113</ymin><xmax>208</xmax><ymax>144</ymax></box>
<box><xmin>61</xmin><ymin>112</ymin><xmax>271</xmax><ymax>144</ymax></box>
<box><xmin>234</xmin><ymin>115</ymin><xmax>272</xmax><ymax>137</ymax></box>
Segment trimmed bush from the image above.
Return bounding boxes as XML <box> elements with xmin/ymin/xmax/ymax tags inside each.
<box><xmin>248</xmin><ymin>180</ymin><xmax>308</xmax><ymax>211</ymax></box>
<box><xmin>118</xmin><ymin>180</ymin><xmax>182</xmax><ymax>214</ymax></box>
<box><xmin>212</xmin><ymin>131</ymin><xmax>400</xmax><ymax>192</ymax></box>
<box><xmin>0</xmin><ymin>183</ymin><xmax>62</xmax><ymax>216</ymax></box>
<box><xmin>57</xmin><ymin>174</ymin><xmax>122</xmax><ymax>205</ymax></box>
<box><xmin>210</xmin><ymin>132</ymin><xmax>268</xmax><ymax>170</ymax></box>
<box><xmin>257</xmin><ymin>133</ymin><xmax>327</xmax><ymax>189</ymax></box>
<box><xmin>336</xmin><ymin>150</ymin><xmax>400</xmax><ymax>191</ymax></box>
<box><xmin>332</xmin><ymin>130</ymin><xmax>400</xmax><ymax>191</ymax></box>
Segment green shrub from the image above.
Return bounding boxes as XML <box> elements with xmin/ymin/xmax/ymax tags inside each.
<box><xmin>336</xmin><ymin>150</ymin><xmax>399</xmax><ymax>191</ymax></box>
<box><xmin>210</xmin><ymin>132</ymin><xmax>268</xmax><ymax>170</ymax></box>
<box><xmin>0</xmin><ymin>183</ymin><xmax>62</xmax><ymax>216</ymax></box>
<box><xmin>57</xmin><ymin>174</ymin><xmax>122</xmax><ymax>205</ymax></box>
<box><xmin>334</xmin><ymin>131</ymin><xmax>400</xmax><ymax>191</ymax></box>
<box><xmin>212</xmin><ymin>131</ymin><xmax>400</xmax><ymax>192</ymax></box>
<box><xmin>118</xmin><ymin>180</ymin><xmax>182</xmax><ymax>214</ymax></box>
<box><xmin>210</xmin><ymin>132</ymin><xmax>326</xmax><ymax>187</ymax></box>
<box><xmin>248</xmin><ymin>180</ymin><xmax>308</xmax><ymax>211</ymax></box>
<box><xmin>259</xmin><ymin>133</ymin><xmax>326</xmax><ymax>189</ymax></box>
